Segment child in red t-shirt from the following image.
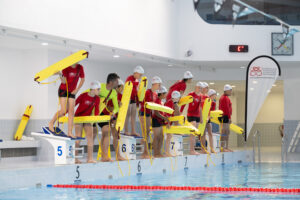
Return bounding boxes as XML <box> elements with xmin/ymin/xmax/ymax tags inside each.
<box><xmin>139</xmin><ymin>76</ymin><xmax>162</xmax><ymax>159</ymax></box>
<box><xmin>48</xmin><ymin>63</ymin><xmax>85</xmax><ymax>138</ymax></box>
<box><xmin>124</xmin><ymin>66</ymin><xmax>145</xmax><ymax>137</ymax></box>
<box><xmin>164</xmin><ymin>91</ymin><xmax>181</xmax><ymax>157</ymax></box>
<box><xmin>152</xmin><ymin>86</ymin><xmax>169</xmax><ymax>158</ymax></box>
<box><xmin>166</xmin><ymin>71</ymin><xmax>193</xmax><ymax>101</ymax></box>
<box><xmin>206</xmin><ymin>89</ymin><xmax>217</xmax><ymax>153</ymax></box>
<box><xmin>74</xmin><ymin>81</ymin><xmax>100</xmax><ymax>164</ymax></box>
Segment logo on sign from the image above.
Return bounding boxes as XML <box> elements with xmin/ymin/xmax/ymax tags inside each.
<box><xmin>250</xmin><ymin>66</ymin><xmax>262</xmax><ymax>77</ymax></box>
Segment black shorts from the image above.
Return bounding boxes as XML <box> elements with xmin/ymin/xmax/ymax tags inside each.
<box><xmin>218</xmin><ymin>115</ymin><xmax>229</xmax><ymax>123</ymax></box>
<box><xmin>187</xmin><ymin>116</ymin><xmax>200</xmax><ymax>123</ymax></box>
<box><xmin>58</xmin><ymin>89</ymin><xmax>75</xmax><ymax>99</ymax></box>
<box><xmin>152</xmin><ymin>118</ymin><xmax>163</xmax><ymax>128</ymax></box>
<box><xmin>130</xmin><ymin>100</ymin><xmax>136</xmax><ymax>104</ymax></box>
<box><xmin>93</xmin><ymin>113</ymin><xmax>109</xmax><ymax>128</ymax></box>
<box><xmin>139</xmin><ymin>111</ymin><xmax>151</xmax><ymax>117</ymax></box>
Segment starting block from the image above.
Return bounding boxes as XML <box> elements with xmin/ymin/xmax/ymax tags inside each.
<box><xmin>118</xmin><ymin>135</ymin><xmax>136</xmax><ymax>160</ymax></box>
<box><xmin>31</xmin><ymin>127</ymin><xmax>84</xmax><ymax>165</ymax></box>
<box><xmin>205</xmin><ymin>133</ymin><xmax>220</xmax><ymax>153</ymax></box>
<box><xmin>167</xmin><ymin>134</ymin><xmax>183</xmax><ymax>156</ymax></box>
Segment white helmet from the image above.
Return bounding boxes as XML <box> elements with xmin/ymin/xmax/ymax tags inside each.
<box><xmin>196</xmin><ymin>81</ymin><xmax>204</xmax><ymax>87</ymax></box>
<box><xmin>183</xmin><ymin>71</ymin><xmax>193</xmax><ymax>79</ymax></box>
<box><xmin>171</xmin><ymin>91</ymin><xmax>181</xmax><ymax>99</ymax></box>
<box><xmin>151</xmin><ymin>76</ymin><xmax>162</xmax><ymax>84</ymax></box>
<box><xmin>202</xmin><ymin>82</ymin><xmax>209</xmax><ymax>88</ymax></box>
<box><xmin>224</xmin><ymin>84</ymin><xmax>232</xmax><ymax>91</ymax></box>
<box><xmin>208</xmin><ymin>89</ymin><xmax>217</xmax><ymax>97</ymax></box>
<box><xmin>118</xmin><ymin>79</ymin><xmax>124</xmax><ymax>86</ymax></box>
<box><xmin>90</xmin><ymin>80</ymin><xmax>101</xmax><ymax>90</ymax></box>
<box><xmin>158</xmin><ymin>86</ymin><xmax>168</xmax><ymax>94</ymax></box>
<box><xmin>134</xmin><ymin>65</ymin><xmax>144</xmax><ymax>74</ymax></box>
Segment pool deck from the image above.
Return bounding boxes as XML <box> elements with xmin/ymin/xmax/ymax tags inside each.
<box><xmin>0</xmin><ymin>150</ymin><xmax>252</xmax><ymax>191</ymax></box>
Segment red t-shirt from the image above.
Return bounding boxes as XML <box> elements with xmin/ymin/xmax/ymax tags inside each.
<box><xmin>164</xmin><ymin>99</ymin><xmax>175</xmax><ymax>117</ymax></box>
<box><xmin>152</xmin><ymin>98</ymin><xmax>166</xmax><ymax>123</ymax></box>
<box><xmin>59</xmin><ymin>64</ymin><xmax>85</xmax><ymax>92</ymax></box>
<box><xmin>166</xmin><ymin>80</ymin><xmax>186</xmax><ymax>100</ymax></box>
<box><xmin>210</xmin><ymin>101</ymin><xmax>216</xmax><ymax>111</ymax></box>
<box><xmin>200</xmin><ymin>94</ymin><xmax>209</xmax><ymax>108</ymax></box>
<box><xmin>219</xmin><ymin>94</ymin><xmax>232</xmax><ymax>119</ymax></box>
<box><xmin>75</xmin><ymin>92</ymin><xmax>100</xmax><ymax>116</ymax></box>
<box><xmin>126</xmin><ymin>75</ymin><xmax>139</xmax><ymax>101</ymax></box>
<box><xmin>103</xmin><ymin>93</ymin><xmax>122</xmax><ymax>115</ymax></box>
<box><xmin>140</xmin><ymin>89</ymin><xmax>158</xmax><ymax>115</ymax></box>
<box><xmin>180</xmin><ymin>92</ymin><xmax>202</xmax><ymax>117</ymax></box>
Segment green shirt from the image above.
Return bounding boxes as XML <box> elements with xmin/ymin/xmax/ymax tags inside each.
<box><xmin>99</xmin><ymin>83</ymin><xmax>119</xmax><ymax>114</ymax></box>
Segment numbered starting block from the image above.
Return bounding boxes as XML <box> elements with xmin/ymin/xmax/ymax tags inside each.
<box><xmin>31</xmin><ymin>127</ymin><xmax>84</xmax><ymax>165</ymax></box>
<box><xmin>119</xmin><ymin>135</ymin><xmax>136</xmax><ymax>160</ymax></box>
<box><xmin>206</xmin><ymin>133</ymin><xmax>221</xmax><ymax>153</ymax></box>
<box><xmin>168</xmin><ymin>134</ymin><xmax>183</xmax><ymax>156</ymax></box>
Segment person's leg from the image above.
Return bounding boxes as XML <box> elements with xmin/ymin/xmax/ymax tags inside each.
<box><xmin>207</xmin><ymin>123</ymin><xmax>215</xmax><ymax>153</ymax></box>
<box><xmin>141</xmin><ymin>116</ymin><xmax>151</xmax><ymax>159</ymax></box>
<box><xmin>49</xmin><ymin>97</ymin><xmax>67</xmax><ymax>132</ymax></box>
<box><xmin>165</xmin><ymin>134</ymin><xmax>173</xmax><ymax>157</ymax></box>
<box><xmin>111</xmin><ymin>121</ymin><xmax>126</xmax><ymax>161</ymax></box>
<box><xmin>152</xmin><ymin>127</ymin><xmax>160</xmax><ymax>157</ymax></box>
<box><xmin>189</xmin><ymin>121</ymin><xmax>200</xmax><ymax>155</ymax></box>
<box><xmin>67</xmin><ymin>98</ymin><xmax>76</xmax><ymax>138</ymax></box>
<box><xmin>75</xmin><ymin>124</ymin><xmax>83</xmax><ymax>164</ymax></box>
<box><xmin>130</xmin><ymin>103</ymin><xmax>139</xmax><ymax>137</ymax></box>
<box><xmin>224</xmin><ymin>125</ymin><xmax>233</xmax><ymax>152</ymax></box>
<box><xmin>101</xmin><ymin>125</ymin><xmax>113</xmax><ymax>162</ymax></box>
<box><xmin>200</xmin><ymin>129</ymin><xmax>208</xmax><ymax>154</ymax></box>
<box><xmin>220</xmin><ymin>123</ymin><xmax>229</xmax><ymax>152</ymax></box>
<box><xmin>158</xmin><ymin>127</ymin><xmax>164</xmax><ymax>157</ymax></box>
<box><xmin>84</xmin><ymin>124</ymin><xmax>96</xmax><ymax>163</ymax></box>
<box><xmin>124</xmin><ymin>104</ymin><xmax>132</xmax><ymax>135</ymax></box>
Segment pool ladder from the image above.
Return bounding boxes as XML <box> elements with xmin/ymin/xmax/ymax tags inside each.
<box><xmin>252</xmin><ymin>130</ymin><xmax>261</xmax><ymax>163</ymax></box>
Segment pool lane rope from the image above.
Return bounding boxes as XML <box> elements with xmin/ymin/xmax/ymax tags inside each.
<box><xmin>47</xmin><ymin>184</ymin><xmax>300</xmax><ymax>194</ymax></box>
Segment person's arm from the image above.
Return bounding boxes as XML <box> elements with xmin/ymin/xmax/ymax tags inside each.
<box><xmin>180</xmin><ymin>104</ymin><xmax>186</xmax><ymax>113</ymax></box>
<box><xmin>154</xmin><ymin>110</ymin><xmax>169</xmax><ymax>122</ymax></box>
<box><xmin>173</xmin><ymin>102</ymin><xmax>180</xmax><ymax>116</ymax></box>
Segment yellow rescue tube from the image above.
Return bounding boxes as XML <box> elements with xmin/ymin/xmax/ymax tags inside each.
<box><xmin>115</xmin><ymin>81</ymin><xmax>133</xmax><ymax>132</ymax></box>
<box><xmin>168</xmin><ymin>115</ymin><xmax>185</xmax><ymax>125</ymax></box>
<box><xmin>210</xmin><ymin>118</ymin><xmax>244</xmax><ymax>134</ymax></box>
<box><xmin>58</xmin><ymin>115</ymin><xmax>110</xmax><ymax>124</ymax></box>
<box><xmin>34</xmin><ymin>50</ymin><xmax>88</xmax><ymax>83</ymax></box>
<box><xmin>137</xmin><ymin>76</ymin><xmax>148</xmax><ymax>102</ymax></box>
<box><xmin>178</xmin><ymin>95</ymin><xmax>193</xmax><ymax>106</ymax></box>
<box><xmin>198</xmin><ymin>98</ymin><xmax>212</xmax><ymax>136</ymax></box>
<box><xmin>145</xmin><ymin>102</ymin><xmax>174</xmax><ymax>114</ymax></box>
<box><xmin>163</xmin><ymin>125</ymin><xmax>198</xmax><ymax>135</ymax></box>
<box><xmin>210</xmin><ymin>110</ymin><xmax>223</xmax><ymax>118</ymax></box>
<box><xmin>14</xmin><ymin>105</ymin><xmax>33</xmax><ymax>140</ymax></box>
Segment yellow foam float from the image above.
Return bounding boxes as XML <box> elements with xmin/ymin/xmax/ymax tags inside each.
<box><xmin>137</xmin><ymin>76</ymin><xmax>148</xmax><ymax>102</ymax></box>
<box><xmin>145</xmin><ymin>102</ymin><xmax>174</xmax><ymax>114</ymax></box>
<box><xmin>14</xmin><ymin>105</ymin><xmax>33</xmax><ymax>140</ymax></box>
<box><xmin>58</xmin><ymin>115</ymin><xmax>110</xmax><ymax>124</ymax></box>
<box><xmin>178</xmin><ymin>95</ymin><xmax>193</xmax><ymax>106</ymax></box>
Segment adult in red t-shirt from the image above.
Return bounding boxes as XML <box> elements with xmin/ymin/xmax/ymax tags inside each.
<box><xmin>164</xmin><ymin>90</ymin><xmax>181</xmax><ymax>157</ymax></box>
<box><xmin>218</xmin><ymin>84</ymin><xmax>233</xmax><ymax>152</ymax></box>
<box><xmin>180</xmin><ymin>82</ymin><xmax>203</xmax><ymax>155</ymax></box>
<box><xmin>152</xmin><ymin>86</ymin><xmax>169</xmax><ymax>158</ymax></box>
<box><xmin>124</xmin><ymin>66</ymin><xmax>144</xmax><ymax>137</ymax></box>
<box><xmin>49</xmin><ymin>63</ymin><xmax>85</xmax><ymax>138</ymax></box>
<box><xmin>103</xmin><ymin>79</ymin><xmax>126</xmax><ymax>161</ymax></box>
<box><xmin>139</xmin><ymin>76</ymin><xmax>162</xmax><ymax>159</ymax></box>
<box><xmin>166</xmin><ymin>71</ymin><xmax>193</xmax><ymax>101</ymax></box>
<box><xmin>74</xmin><ymin>81</ymin><xmax>100</xmax><ymax>164</ymax></box>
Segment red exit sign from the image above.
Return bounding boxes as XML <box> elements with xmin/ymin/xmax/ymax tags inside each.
<box><xmin>229</xmin><ymin>45</ymin><xmax>249</xmax><ymax>53</ymax></box>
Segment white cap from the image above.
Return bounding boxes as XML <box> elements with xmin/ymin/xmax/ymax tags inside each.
<box><xmin>158</xmin><ymin>86</ymin><xmax>168</xmax><ymax>94</ymax></box>
<box><xmin>118</xmin><ymin>79</ymin><xmax>124</xmax><ymax>86</ymax></box>
<box><xmin>208</xmin><ymin>89</ymin><xmax>217</xmax><ymax>96</ymax></box>
<box><xmin>196</xmin><ymin>81</ymin><xmax>203</xmax><ymax>87</ymax></box>
<box><xmin>134</xmin><ymin>65</ymin><xmax>144</xmax><ymax>74</ymax></box>
<box><xmin>171</xmin><ymin>91</ymin><xmax>181</xmax><ymax>99</ymax></box>
<box><xmin>151</xmin><ymin>76</ymin><xmax>162</xmax><ymax>84</ymax></box>
<box><xmin>202</xmin><ymin>82</ymin><xmax>209</xmax><ymax>88</ymax></box>
<box><xmin>90</xmin><ymin>80</ymin><xmax>101</xmax><ymax>90</ymax></box>
<box><xmin>183</xmin><ymin>71</ymin><xmax>193</xmax><ymax>79</ymax></box>
<box><xmin>224</xmin><ymin>84</ymin><xmax>232</xmax><ymax>91</ymax></box>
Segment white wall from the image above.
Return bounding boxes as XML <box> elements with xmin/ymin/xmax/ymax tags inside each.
<box><xmin>0</xmin><ymin>0</ymin><xmax>177</xmax><ymax>58</ymax></box>
<box><xmin>0</xmin><ymin>47</ymin><xmax>49</xmax><ymax>119</ymax></box>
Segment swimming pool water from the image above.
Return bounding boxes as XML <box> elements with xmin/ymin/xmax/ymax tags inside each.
<box><xmin>1</xmin><ymin>163</ymin><xmax>300</xmax><ymax>200</ymax></box>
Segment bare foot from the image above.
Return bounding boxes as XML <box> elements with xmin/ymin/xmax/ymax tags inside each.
<box><xmin>48</xmin><ymin>122</ymin><xmax>54</xmax><ymax>132</ymax></box>
<box><xmin>210</xmin><ymin>149</ymin><xmax>217</xmax><ymax>153</ymax></box>
<box><xmin>87</xmin><ymin>160</ymin><xmax>97</xmax><ymax>163</ymax></box>
<box><xmin>131</xmin><ymin>132</ymin><xmax>140</xmax><ymax>137</ymax></box>
<box><xmin>116</xmin><ymin>155</ymin><xmax>126</xmax><ymax>161</ymax></box>
<box><xmin>164</xmin><ymin>152</ymin><xmax>174</xmax><ymax>157</ymax></box>
<box><xmin>225</xmin><ymin>148</ymin><xmax>234</xmax><ymax>152</ymax></box>
<box><xmin>67</xmin><ymin>133</ymin><xmax>76</xmax><ymax>138</ymax></box>
<box><xmin>75</xmin><ymin>159</ymin><xmax>82</xmax><ymax>164</ymax></box>
<box><xmin>101</xmin><ymin>157</ymin><xmax>114</xmax><ymax>162</ymax></box>
<box><xmin>190</xmin><ymin>150</ymin><xmax>200</xmax><ymax>155</ymax></box>
<box><xmin>199</xmin><ymin>149</ymin><xmax>209</xmax><ymax>154</ymax></box>
<box><xmin>124</xmin><ymin>132</ymin><xmax>131</xmax><ymax>136</ymax></box>
<box><xmin>141</xmin><ymin>153</ymin><xmax>150</xmax><ymax>159</ymax></box>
